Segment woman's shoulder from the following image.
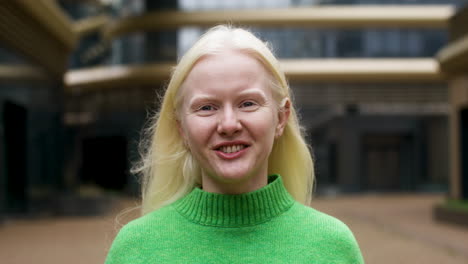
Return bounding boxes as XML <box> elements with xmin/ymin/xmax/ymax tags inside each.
<box><xmin>109</xmin><ymin>204</ymin><xmax>182</xmax><ymax>250</ymax></box>
<box><xmin>105</xmin><ymin>205</ymin><xmax>181</xmax><ymax>263</ymax></box>
<box><xmin>285</xmin><ymin>202</ymin><xmax>364</xmax><ymax>262</ymax></box>
<box><xmin>116</xmin><ymin>204</ymin><xmax>178</xmax><ymax>235</ymax></box>
<box><xmin>289</xmin><ymin>202</ymin><xmax>361</xmax><ymax>244</ymax></box>
<box><xmin>293</xmin><ymin>202</ymin><xmax>357</xmax><ymax>237</ymax></box>
<box><xmin>291</xmin><ymin>202</ymin><xmax>349</xmax><ymax>227</ymax></box>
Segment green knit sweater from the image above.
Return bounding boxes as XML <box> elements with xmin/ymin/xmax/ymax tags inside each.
<box><xmin>105</xmin><ymin>175</ymin><xmax>364</xmax><ymax>263</ymax></box>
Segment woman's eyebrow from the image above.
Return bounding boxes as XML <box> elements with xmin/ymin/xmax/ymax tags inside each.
<box><xmin>188</xmin><ymin>95</ymin><xmax>216</xmax><ymax>106</ymax></box>
<box><xmin>238</xmin><ymin>89</ymin><xmax>268</xmax><ymax>100</ymax></box>
<box><xmin>188</xmin><ymin>88</ymin><xmax>267</xmax><ymax>106</ymax></box>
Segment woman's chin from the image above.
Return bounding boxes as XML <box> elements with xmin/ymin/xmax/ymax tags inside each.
<box><xmin>214</xmin><ymin>170</ymin><xmax>251</xmax><ymax>183</ymax></box>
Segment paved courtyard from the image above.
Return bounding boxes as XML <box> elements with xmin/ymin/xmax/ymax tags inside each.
<box><xmin>313</xmin><ymin>194</ymin><xmax>468</xmax><ymax>264</ymax></box>
<box><xmin>0</xmin><ymin>194</ymin><xmax>467</xmax><ymax>264</ymax></box>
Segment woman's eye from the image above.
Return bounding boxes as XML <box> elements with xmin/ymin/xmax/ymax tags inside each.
<box><xmin>198</xmin><ymin>105</ymin><xmax>215</xmax><ymax>111</ymax></box>
<box><xmin>240</xmin><ymin>101</ymin><xmax>256</xmax><ymax>108</ymax></box>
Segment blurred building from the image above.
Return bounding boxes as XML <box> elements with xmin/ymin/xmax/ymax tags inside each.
<box><xmin>175</xmin><ymin>0</ymin><xmax>461</xmax><ymax>193</ymax></box>
<box><xmin>1</xmin><ymin>0</ymin><xmax>467</xmax><ymax>217</ymax></box>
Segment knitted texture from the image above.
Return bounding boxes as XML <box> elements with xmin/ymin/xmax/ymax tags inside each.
<box><xmin>105</xmin><ymin>175</ymin><xmax>364</xmax><ymax>263</ymax></box>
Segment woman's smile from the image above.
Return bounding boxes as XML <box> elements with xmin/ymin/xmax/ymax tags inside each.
<box><xmin>213</xmin><ymin>141</ymin><xmax>250</xmax><ymax>159</ymax></box>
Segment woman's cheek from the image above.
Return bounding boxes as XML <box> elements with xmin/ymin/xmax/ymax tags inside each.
<box><xmin>186</xmin><ymin>117</ymin><xmax>215</xmax><ymax>141</ymax></box>
<box><xmin>242</xmin><ymin>110</ymin><xmax>276</xmax><ymax>130</ymax></box>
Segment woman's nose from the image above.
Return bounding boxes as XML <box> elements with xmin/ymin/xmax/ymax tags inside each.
<box><xmin>217</xmin><ymin>107</ymin><xmax>242</xmax><ymax>136</ymax></box>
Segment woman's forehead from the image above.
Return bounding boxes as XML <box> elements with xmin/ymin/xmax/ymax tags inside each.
<box><xmin>187</xmin><ymin>50</ymin><xmax>267</xmax><ymax>81</ymax></box>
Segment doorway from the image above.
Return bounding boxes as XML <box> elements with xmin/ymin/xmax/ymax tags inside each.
<box><xmin>461</xmin><ymin>108</ymin><xmax>468</xmax><ymax>199</ymax></box>
<box><xmin>362</xmin><ymin>134</ymin><xmax>414</xmax><ymax>191</ymax></box>
<box><xmin>3</xmin><ymin>101</ymin><xmax>28</xmax><ymax>212</ymax></box>
<box><xmin>81</xmin><ymin>136</ymin><xmax>128</xmax><ymax>190</ymax></box>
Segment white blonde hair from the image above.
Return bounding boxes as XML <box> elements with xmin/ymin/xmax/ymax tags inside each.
<box><xmin>134</xmin><ymin>25</ymin><xmax>314</xmax><ymax>215</ymax></box>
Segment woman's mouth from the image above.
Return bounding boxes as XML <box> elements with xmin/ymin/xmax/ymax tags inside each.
<box><xmin>214</xmin><ymin>143</ymin><xmax>250</xmax><ymax>159</ymax></box>
<box><xmin>218</xmin><ymin>144</ymin><xmax>247</xmax><ymax>153</ymax></box>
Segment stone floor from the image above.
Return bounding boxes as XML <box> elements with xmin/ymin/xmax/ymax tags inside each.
<box><xmin>312</xmin><ymin>194</ymin><xmax>468</xmax><ymax>264</ymax></box>
<box><xmin>0</xmin><ymin>194</ymin><xmax>467</xmax><ymax>264</ymax></box>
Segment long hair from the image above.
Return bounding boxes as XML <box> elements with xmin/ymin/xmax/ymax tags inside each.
<box><xmin>134</xmin><ymin>25</ymin><xmax>314</xmax><ymax>215</ymax></box>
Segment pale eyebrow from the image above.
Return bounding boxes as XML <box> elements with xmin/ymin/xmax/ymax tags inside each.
<box><xmin>188</xmin><ymin>95</ymin><xmax>217</xmax><ymax>107</ymax></box>
<box><xmin>237</xmin><ymin>88</ymin><xmax>268</xmax><ymax>100</ymax></box>
<box><xmin>188</xmin><ymin>88</ymin><xmax>268</xmax><ymax>107</ymax></box>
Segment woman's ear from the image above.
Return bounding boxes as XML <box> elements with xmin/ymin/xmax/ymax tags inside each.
<box><xmin>276</xmin><ymin>98</ymin><xmax>291</xmax><ymax>138</ymax></box>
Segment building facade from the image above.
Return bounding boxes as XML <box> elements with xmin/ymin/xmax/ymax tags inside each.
<box><xmin>1</xmin><ymin>0</ymin><xmax>466</xmax><ymax>218</ymax></box>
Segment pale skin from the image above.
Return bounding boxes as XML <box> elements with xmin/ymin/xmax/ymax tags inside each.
<box><xmin>178</xmin><ymin>50</ymin><xmax>290</xmax><ymax>195</ymax></box>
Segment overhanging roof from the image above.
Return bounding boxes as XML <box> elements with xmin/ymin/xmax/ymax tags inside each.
<box><xmin>64</xmin><ymin>58</ymin><xmax>443</xmax><ymax>92</ymax></box>
<box><xmin>64</xmin><ymin>63</ymin><xmax>173</xmax><ymax>92</ymax></box>
<box><xmin>0</xmin><ymin>1</ymin><xmax>77</xmax><ymax>76</ymax></box>
<box><xmin>103</xmin><ymin>5</ymin><xmax>454</xmax><ymax>40</ymax></box>
<box><xmin>74</xmin><ymin>14</ymin><xmax>111</xmax><ymax>37</ymax></box>
<box><xmin>281</xmin><ymin>58</ymin><xmax>443</xmax><ymax>82</ymax></box>
<box><xmin>437</xmin><ymin>5</ymin><xmax>468</xmax><ymax>75</ymax></box>
<box><xmin>437</xmin><ymin>33</ymin><xmax>468</xmax><ymax>74</ymax></box>
<box><xmin>0</xmin><ymin>65</ymin><xmax>49</xmax><ymax>82</ymax></box>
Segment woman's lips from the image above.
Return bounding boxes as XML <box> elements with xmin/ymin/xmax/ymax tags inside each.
<box><xmin>214</xmin><ymin>145</ymin><xmax>249</xmax><ymax>160</ymax></box>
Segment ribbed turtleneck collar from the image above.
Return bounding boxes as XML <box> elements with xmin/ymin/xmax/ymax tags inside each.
<box><xmin>172</xmin><ymin>175</ymin><xmax>295</xmax><ymax>227</ymax></box>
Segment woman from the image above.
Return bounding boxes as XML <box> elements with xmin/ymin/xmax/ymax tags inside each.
<box><xmin>106</xmin><ymin>25</ymin><xmax>364</xmax><ymax>263</ymax></box>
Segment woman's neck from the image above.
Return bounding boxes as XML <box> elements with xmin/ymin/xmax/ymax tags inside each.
<box><xmin>200</xmin><ymin>170</ymin><xmax>268</xmax><ymax>194</ymax></box>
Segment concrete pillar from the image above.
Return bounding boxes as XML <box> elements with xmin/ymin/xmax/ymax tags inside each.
<box><xmin>448</xmin><ymin>77</ymin><xmax>468</xmax><ymax>199</ymax></box>
<box><xmin>0</xmin><ymin>103</ymin><xmax>4</xmax><ymax>222</ymax></box>
<box><xmin>437</xmin><ymin>5</ymin><xmax>468</xmax><ymax>201</ymax></box>
<box><xmin>338</xmin><ymin>115</ymin><xmax>361</xmax><ymax>191</ymax></box>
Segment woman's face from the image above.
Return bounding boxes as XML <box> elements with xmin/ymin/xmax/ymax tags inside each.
<box><xmin>178</xmin><ymin>50</ymin><xmax>289</xmax><ymax>194</ymax></box>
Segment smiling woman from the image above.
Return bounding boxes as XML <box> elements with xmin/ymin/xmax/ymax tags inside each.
<box><xmin>178</xmin><ymin>50</ymin><xmax>288</xmax><ymax>195</ymax></box>
<box><xmin>105</xmin><ymin>25</ymin><xmax>364</xmax><ymax>264</ymax></box>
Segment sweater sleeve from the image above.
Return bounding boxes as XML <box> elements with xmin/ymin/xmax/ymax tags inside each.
<box><xmin>322</xmin><ymin>216</ymin><xmax>365</xmax><ymax>264</ymax></box>
<box><xmin>336</xmin><ymin>224</ymin><xmax>365</xmax><ymax>264</ymax></box>
<box><xmin>104</xmin><ymin>222</ymin><xmax>144</xmax><ymax>264</ymax></box>
<box><xmin>301</xmin><ymin>206</ymin><xmax>365</xmax><ymax>263</ymax></box>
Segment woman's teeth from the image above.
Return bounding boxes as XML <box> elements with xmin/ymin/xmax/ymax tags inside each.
<box><xmin>220</xmin><ymin>145</ymin><xmax>245</xmax><ymax>153</ymax></box>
